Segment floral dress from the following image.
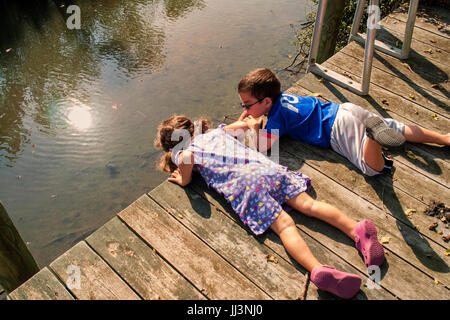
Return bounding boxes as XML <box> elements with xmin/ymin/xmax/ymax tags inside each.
<box><xmin>174</xmin><ymin>124</ymin><xmax>311</xmax><ymax>235</ymax></box>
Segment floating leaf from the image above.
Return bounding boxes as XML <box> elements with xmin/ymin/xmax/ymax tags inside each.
<box><xmin>406</xmin><ymin>150</ymin><xmax>417</xmax><ymax>160</ymax></box>
<box><xmin>381</xmin><ymin>236</ymin><xmax>391</xmax><ymax>244</ymax></box>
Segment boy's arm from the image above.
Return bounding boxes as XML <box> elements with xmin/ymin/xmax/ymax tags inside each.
<box><xmin>167</xmin><ymin>151</ymin><xmax>194</xmax><ymax>186</ymax></box>
<box><xmin>245</xmin><ymin>116</ymin><xmax>279</xmax><ymax>152</ymax></box>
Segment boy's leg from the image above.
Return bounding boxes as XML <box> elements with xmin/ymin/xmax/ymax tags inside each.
<box><xmin>363</xmin><ymin>137</ymin><xmax>385</xmax><ymax>172</ymax></box>
<box><xmin>403</xmin><ymin>125</ymin><xmax>450</xmax><ymax>145</ymax></box>
<box><xmin>330</xmin><ymin>103</ymin><xmax>383</xmax><ymax>176</ymax></box>
<box><xmin>270</xmin><ymin>210</ymin><xmax>322</xmax><ymax>272</ymax></box>
<box><xmin>285</xmin><ymin>192</ymin><xmax>356</xmax><ymax>240</ymax></box>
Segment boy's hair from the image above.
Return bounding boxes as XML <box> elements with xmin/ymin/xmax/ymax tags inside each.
<box><xmin>154</xmin><ymin>115</ymin><xmax>212</xmax><ymax>172</ymax></box>
<box><xmin>238</xmin><ymin>68</ymin><xmax>281</xmax><ymax>103</ymax></box>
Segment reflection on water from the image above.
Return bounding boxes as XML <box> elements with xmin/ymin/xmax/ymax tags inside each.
<box><xmin>66</xmin><ymin>99</ymin><xmax>93</xmax><ymax>131</ymax></box>
<box><xmin>0</xmin><ymin>0</ymin><xmax>313</xmax><ymax>267</ymax></box>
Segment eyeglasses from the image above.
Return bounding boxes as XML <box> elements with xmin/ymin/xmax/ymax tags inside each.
<box><xmin>240</xmin><ymin>98</ymin><xmax>264</xmax><ymax>109</ymax></box>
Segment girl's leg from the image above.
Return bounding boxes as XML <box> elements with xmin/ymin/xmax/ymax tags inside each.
<box><xmin>270</xmin><ymin>210</ymin><xmax>322</xmax><ymax>272</ymax></box>
<box><xmin>403</xmin><ymin>125</ymin><xmax>450</xmax><ymax>145</ymax></box>
<box><xmin>286</xmin><ymin>192</ymin><xmax>357</xmax><ymax>240</ymax></box>
<box><xmin>270</xmin><ymin>209</ymin><xmax>362</xmax><ymax>299</ymax></box>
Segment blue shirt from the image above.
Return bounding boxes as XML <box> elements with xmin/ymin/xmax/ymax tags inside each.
<box><xmin>265</xmin><ymin>93</ymin><xmax>339</xmax><ymax>149</ymax></box>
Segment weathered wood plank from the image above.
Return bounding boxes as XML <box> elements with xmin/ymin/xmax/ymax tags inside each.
<box><xmin>320</xmin><ymin>60</ymin><xmax>450</xmax><ymax>131</ymax></box>
<box><xmin>329</xmin><ymin>46</ymin><xmax>450</xmax><ymax>116</ymax></box>
<box><xmin>277</xmin><ymin>154</ymin><xmax>450</xmax><ymax>296</ymax></box>
<box><xmin>381</xmin><ymin>16</ymin><xmax>450</xmax><ymax>53</ymax></box>
<box><xmin>338</xmin><ymin>42</ymin><xmax>449</xmax><ymax>106</ymax></box>
<box><xmin>389</xmin><ymin>7</ymin><xmax>450</xmax><ymax>40</ymax></box>
<box><xmin>287</xmin><ymin>76</ymin><xmax>450</xmax><ymax>186</ymax></box>
<box><xmin>118</xmin><ymin>194</ymin><xmax>271</xmax><ymax>300</ymax></box>
<box><xmin>49</xmin><ymin>241</ymin><xmax>140</xmax><ymax>300</ymax></box>
<box><xmin>8</xmin><ymin>267</ymin><xmax>73</xmax><ymax>300</ymax></box>
<box><xmin>85</xmin><ymin>217</ymin><xmax>205</xmax><ymax>300</ymax></box>
<box><xmin>374</xmin><ymin>26</ymin><xmax>450</xmax><ymax>67</ymax></box>
<box><xmin>279</xmin><ymin>138</ymin><xmax>450</xmax><ymax>247</ymax></box>
<box><xmin>148</xmin><ymin>181</ymin><xmax>309</xmax><ymax>300</ymax></box>
<box><xmin>186</xmin><ymin>177</ymin><xmax>396</xmax><ymax>300</ymax></box>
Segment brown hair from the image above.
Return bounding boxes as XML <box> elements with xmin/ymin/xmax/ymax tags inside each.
<box><xmin>238</xmin><ymin>68</ymin><xmax>281</xmax><ymax>103</ymax></box>
<box><xmin>154</xmin><ymin>115</ymin><xmax>212</xmax><ymax>172</ymax></box>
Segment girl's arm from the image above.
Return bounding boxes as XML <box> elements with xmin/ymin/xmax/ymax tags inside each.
<box><xmin>167</xmin><ymin>151</ymin><xmax>194</xmax><ymax>186</ymax></box>
<box><xmin>223</xmin><ymin>120</ymin><xmax>249</xmax><ymax>133</ymax></box>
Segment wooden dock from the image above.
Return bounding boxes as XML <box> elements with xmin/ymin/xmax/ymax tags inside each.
<box><xmin>8</xmin><ymin>4</ymin><xmax>449</xmax><ymax>300</ymax></box>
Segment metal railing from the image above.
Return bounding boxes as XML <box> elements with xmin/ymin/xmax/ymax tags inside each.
<box><xmin>307</xmin><ymin>0</ymin><xmax>419</xmax><ymax>96</ymax></box>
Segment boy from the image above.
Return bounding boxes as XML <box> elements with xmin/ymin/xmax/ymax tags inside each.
<box><xmin>235</xmin><ymin>68</ymin><xmax>449</xmax><ymax>176</ymax></box>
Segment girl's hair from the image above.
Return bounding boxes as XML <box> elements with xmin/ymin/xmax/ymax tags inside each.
<box><xmin>238</xmin><ymin>68</ymin><xmax>281</xmax><ymax>103</ymax></box>
<box><xmin>154</xmin><ymin>115</ymin><xmax>212</xmax><ymax>172</ymax></box>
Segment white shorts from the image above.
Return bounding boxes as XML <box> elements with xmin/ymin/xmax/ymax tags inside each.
<box><xmin>330</xmin><ymin>103</ymin><xmax>405</xmax><ymax>176</ymax></box>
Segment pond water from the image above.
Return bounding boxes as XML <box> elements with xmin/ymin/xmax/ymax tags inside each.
<box><xmin>0</xmin><ymin>0</ymin><xmax>314</xmax><ymax>267</ymax></box>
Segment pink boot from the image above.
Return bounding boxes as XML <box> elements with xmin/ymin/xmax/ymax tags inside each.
<box><xmin>354</xmin><ymin>220</ymin><xmax>385</xmax><ymax>267</ymax></box>
<box><xmin>310</xmin><ymin>265</ymin><xmax>361</xmax><ymax>299</ymax></box>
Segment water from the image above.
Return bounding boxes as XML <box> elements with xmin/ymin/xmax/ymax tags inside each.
<box><xmin>0</xmin><ymin>0</ymin><xmax>314</xmax><ymax>267</ymax></box>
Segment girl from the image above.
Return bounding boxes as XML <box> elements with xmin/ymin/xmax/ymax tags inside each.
<box><xmin>154</xmin><ymin>115</ymin><xmax>385</xmax><ymax>299</ymax></box>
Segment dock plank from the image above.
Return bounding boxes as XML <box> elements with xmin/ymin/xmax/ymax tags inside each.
<box><xmin>148</xmin><ymin>181</ymin><xmax>308</xmax><ymax>300</ymax></box>
<box><xmin>118</xmin><ymin>194</ymin><xmax>271</xmax><ymax>300</ymax></box>
<box><xmin>320</xmin><ymin>60</ymin><xmax>450</xmax><ymax>131</ymax></box>
<box><xmin>389</xmin><ymin>7</ymin><xmax>450</xmax><ymax>40</ymax></box>
<box><xmin>86</xmin><ymin>217</ymin><xmax>205</xmax><ymax>300</ymax></box>
<box><xmin>382</xmin><ymin>16</ymin><xmax>450</xmax><ymax>53</ymax></box>
<box><xmin>327</xmin><ymin>46</ymin><xmax>449</xmax><ymax>116</ymax></box>
<box><xmin>340</xmin><ymin>41</ymin><xmax>450</xmax><ymax>96</ymax></box>
<box><xmin>186</xmin><ymin>177</ymin><xmax>396</xmax><ymax>300</ymax></box>
<box><xmin>49</xmin><ymin>241</ymin><xmax>140</xmax><ymax>300</ymax></box>
<box><xmin>278</xmin><ymin>154</ymin><xmax>450</xmax><ymax>299</ymax></box>
<box><xmin>280</xmin><ymin>138</ymin><xmax>450</xmax><ymax>246</ymax></box>
<box><xmin>8</xmin><ymin>267</ymin><xmax>73</xmax><ymax>300</ymax></box>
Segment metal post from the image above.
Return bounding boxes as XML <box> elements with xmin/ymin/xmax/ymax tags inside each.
<box><xmin>401</xmin><ymin>0</ymin><xmax>419</xmax><ymax>58</ymax></box>
<box><xmin>349</xmin><ymin>0</ymin><xmax>366</xmax><ymax>43</ymax></box>
<box><xmin>307</xmin><ymin>0</ymin><xmax>328</xmax><ymax>72</ymax></box>
<box><xmin>349</xmin><ymin>0</ymin><xmax>419</xmax><ymax>60</ymax></box>
<box><xmin>361</xmin><ymin>0</ymin><xmax>378</xmax><ymax>94</ymax></box>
